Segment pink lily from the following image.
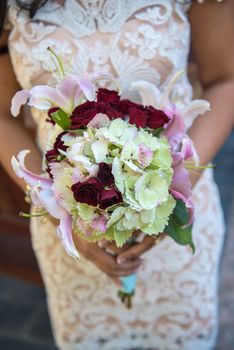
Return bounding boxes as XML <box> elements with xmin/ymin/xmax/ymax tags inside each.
<box><xmin>170</xmin><ymin>138</ymin><xmax>196</xmax><ymax>226</ymax></box>
<box><xmin>130</xmin><ymin>70</ymin><xmax>210</xmax><ymax>131</ymax></box>
<box><xmin>11</xmin><ymin>74</ymin><xmax>96</xmax><ymax>117</ymax></box>
<box><xmin>11</xmin><ymin>150</ymin><xmax>79</xmax><ymax>258</ymax></box>
<box><xmin>162</xmin><ymin>106</ymin><xmax>186</xmax><ymax>150</ymax></box>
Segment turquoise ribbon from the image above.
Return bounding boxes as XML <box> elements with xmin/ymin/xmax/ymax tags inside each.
<box><xmin>120</xmin><ymin>273</ymin><xmax>137</xmax><ymax>294</ymax></box>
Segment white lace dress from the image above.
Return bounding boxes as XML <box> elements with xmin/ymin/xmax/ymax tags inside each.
<box><xmin>6</xmin><ymin>1</ymin><xmax>225</xmax><ymax>349</ymax></box>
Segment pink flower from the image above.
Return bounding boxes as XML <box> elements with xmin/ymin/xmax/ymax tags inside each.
<box><xmin>170</xmin><ymin>152</ymin><xmax>194</xmax><ymax>226</ymax></box>
<box><xmin>11</xmin><ymin>150</ymin><xmax>79</xmax><ymax>258</ymax></box>
<box><xmin>11</xmin><ymin>74</ymin><xmax>96</xmax><ymax>116</ymax></box>
<box><xmin>91</xmin><ymin>216</ymin><xmax>107</xmax><ymax>233</ymax></box>
<box><xmin>138</xmin><ymin>143</ymin><xmax>153</xmax><ymax>168</ymax></box>
<box><xmin>163</xmin><ymin>106</ymin><xmax>186</xmax><ymax>150</ymax></box>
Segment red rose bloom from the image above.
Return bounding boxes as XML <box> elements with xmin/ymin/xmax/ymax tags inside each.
<box><xmin>101</xmin><ymin>101</ymin><xmax>126</xmax><ymax>120</ymax></box>
<box><xmin>45</xmin><ymin>132</ymin><xmax>68</xmax><ymax>163</ymax></box>
<box><xmin>97</xmin><ymin>88</ymin><xmax>120</xmax><ymax>104</ymax></box>
<box><xmin>99</xmin><ymin>188</ymin><xmax>123</xmax><ymax>210</ymax></box>
<box><xmin>97</xmin><ymin>163</ymin><xmax>114</xmax><ymax>186</ymax></box>
<box><xmin>118</xmin><ymin>100</ymin><xmax>143</xmax><ymax>115</ymax></box>
<box><xmin>117</xmin><ymin>100</ymin><xmax>149</xmax><ymax>127</ymax></box>
<box><xmin>145</xmin><ymin>106</ymin><xmax>169</xmax><ymax>129</ymax></box>
<box><xmin>70</xmin><ymin>101</ymin><xmax>98</xmax><ymax>129</ymax></box>
<box><xmin>71</xmin><ymin>178</ymin><xmax>102</xmax><ymax>206</ymax></box>
<box><xmin>128</xmin><ymin>106</ymin><xmax>148</xmax><ymax>128</ymax></box>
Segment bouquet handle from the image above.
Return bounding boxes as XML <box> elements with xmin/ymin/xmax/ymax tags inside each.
<box><xmin>118</xmin><ymin>273</ymin><xmax>137</xmax><ymax>309</ymax></box>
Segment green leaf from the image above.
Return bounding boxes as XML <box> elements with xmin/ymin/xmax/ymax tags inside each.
<box><xmin>151</xmin><ymin>127</ymin><xmax>163</xmax><ymax>137</ymax></box>
<box><xmin>51</xmin><ymin>109</ymin><xmax>71</xmax><ymax>130</ymax></box>
<box><xmin>164</xmin><ymin>199</ymin><xmax>195</xmax><ymax>253</ymax></box>
<box><xmin>114</xmin><ymin>228</ymin><xmax>133</xmax><ymax>247</ymax></box>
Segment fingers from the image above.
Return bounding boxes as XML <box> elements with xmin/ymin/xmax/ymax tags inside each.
<box><xmin>117</xmin><ymin>233</ymin><xmax>165</xmax><ymax>264</ymax></box>
<box><xmin>104</xmin><ymin>243</ymin><xmax>133</xmax><ymax>256</ymax></box>
<box><xmin>98</xmin><ymin>239</ymin><xmax>133</xmax><ymax>255</ymax></box>
<box><xmin>88</xmin><ymin>244</ymin><xmax>141</xmax><ymax>277</ymax></box>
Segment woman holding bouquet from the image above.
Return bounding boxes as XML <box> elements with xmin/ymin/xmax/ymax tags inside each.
<box><xmin>0</xmin><ymin>0</ymin><xmax>234</xmax><ymax>349</ymax></box>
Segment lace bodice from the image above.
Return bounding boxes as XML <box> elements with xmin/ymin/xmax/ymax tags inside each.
<box><xmin>6</xmin><ymin>2</ymin><xmax>225</xmax><ymax>350</ymax></box>
<box><xmin>6</xmin><ymin>0</ymin><xmax>193</xmax><ymax>150</ymax></box>
<box><xmin>7</xmin><ymin>1</ymin><xmax>192</xmax><ymax>117</ymax></box>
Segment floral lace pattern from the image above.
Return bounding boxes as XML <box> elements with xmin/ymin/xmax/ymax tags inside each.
<box><xmin>6</xmin><ymin>1</ymin><xmax>225</xmax><ymax>349</ymax></box>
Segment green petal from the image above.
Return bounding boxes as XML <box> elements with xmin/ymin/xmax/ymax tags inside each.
<box><xmin>77</xmin><ymin>203</ymin><xmax>96</xmax><ymax>221</ymax></box>
<box><xmin>142</xmin><ymin>217</ymin><xmax>168</xmax><ymax>235</ymax></box>
<box><xmin>156</xmin><ymin>195</ymin><xmax>176</xmax><ymax>219</ymax></box>
<box><xmin>135</xmin><ymin>171</ymin><xmax>169</xmax><ymax>209</ymax></box>
<box><xmin>107</xmin><ymin>207</ymin><xmax>125</xmax><ymax>227</ymax></box>
<box><xmin>114</xmin><ymin>227</ymin><xmax>133</xmax><ymax>247</ymax></box>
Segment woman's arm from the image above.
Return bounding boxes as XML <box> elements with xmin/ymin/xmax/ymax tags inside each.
<box><xmin>188</xmin><ymin>0</ymin><xmax>234</xmax><ymax>185</ymax></box>
<box><xmin>0</xmin><ymin>31</ymin><xmax>42</xmax><ymax>191</ymax></box>
<box><xmin>117</xmin><ymin>0</ymin><xmax>234</xmax><ymax>262</ymax></box>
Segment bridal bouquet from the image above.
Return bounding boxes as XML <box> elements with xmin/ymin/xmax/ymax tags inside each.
<box><xmin>10</xmin><ymin>53</ymin><xmax>210</xmax><ymax>307</ymax></box>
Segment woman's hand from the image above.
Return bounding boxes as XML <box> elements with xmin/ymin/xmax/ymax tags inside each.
<box><xmin>98</xmin><ymin>232</ymin><xmax>166</xmax><ymax>265</ymax></box>
<box><xmin>49</xmin><ymin>216</ymin><xmax>162</xmax><ymax>284</ymax></box>
<box><xmin>73</xmin><ymin>235</ymin><xmax>143</xmax><ymax>286</ymax></box>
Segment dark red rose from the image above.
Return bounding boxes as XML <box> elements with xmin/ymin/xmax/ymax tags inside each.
<box><xmin>71</xmin><ymin>178</ymin><xmax>102</xmax><ymax>206</ymax></box>
<box><xmin>97</xmin><ymin>88</ymin><xmax>120</xmax><ymax>104</ymax></box>
<box><xmin>145</xmin><ymin>106</ymin><xmax>169</xmax><ymax>129</ymax></box>
<box><xmin>128</xmin><ymin>106</ymin><xmax>148</xmax><ymax>128</ymax></box>
<box><xmin>70</xmin><ymin>101</ymin><xmax>98</xmax><ymax>129</ymax></box>
<box><xmin>118</xmin><ymin>100</ymin><xmax>143</xmax><ymax>115</ymax></box>
<box><xmin>97</xmin><ymin>163</ymin><xmax>114</xmax><ymax>186</ymax></box>
<box><xmin>45</xmin><ymin>132</ymin><xmax>68</xmax><ymax>163</ymax></box>
<box><xmin>45</xmin><ymin>132</ymin><xmax>68</xmax><ymax>178</ymax></box>
<box><xmin>102</xmin><ymin>102</ymin><xmax>126</xmax><ymax>120</ymax></box>
<box><xmin>46</xmin><ymin>107</ymin><xmax>59</xmax><ymax>124</ymax></box>
<box><xmin>99</xmin><ymin>188</ymin><xmax>123</xmax><ymax>210</ymax></box>
<box><xmin>45</xmin><ymin>149</ymin><xmax>58</xmax><ymax>163</ymax></box>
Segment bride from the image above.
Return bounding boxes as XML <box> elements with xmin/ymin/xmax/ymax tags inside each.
<box><xmin>0</xmin><ymin>0</ymin><xmax>233</xmax><ymax>349</ymax></box>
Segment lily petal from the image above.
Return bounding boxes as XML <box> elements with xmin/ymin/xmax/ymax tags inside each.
<box><xmin>78</xmin><ymin>73</ymin><xmax>96</xmax><ymax>101</ymax></box>
<box><xmin>29</xmin><ymin>85</ymin><xmax>70</xmax><ymax>112</ymax></box>
<box><xmin>161</xmin><ymin>70</ymin><xmax>185</xmax><ymax>107</ymax></box>
<box><xmin>36</xmin><ymin>188</ymin><xmax>63</xmax><ymax>219</ymax></box>
<box><xmin>130</xmin><ymin>80</ymin><xmax>162</xmax><ymax>107</ymax></box>
<box><xmin>182</xmin><ymin>99</ymin><xmax>210</xmax><ymax>129</ymax></box>
<box><xmin>58</xmin><ymin>74</ymin><xmax>95</xmax><ymax>107</ymax></box>
<box><xmin>170</xmin><ymin>153</ymin><xmax>194</xmax><ymax>225</ymax></box>
<box><xmin>163</xmin><ymin>110</ymin><xmax>186</xmax><ymax>150</ymax></box>
<box><xmin>58</xmin><ymin>212</ymin><xmax>79</xmax><ymax>259</ymax></box>
<box><xmin>11</xmin><ymin>150</ymin><xmax>53</xmax><ymax>189</ymax></box>
<box><xmin>170</xmin><ymin>189</ymin><xmax>195</xmax><ymax>227</ymax></box>
<box><xmin>11</xmin><ymin>90</ymin><xmax>30</xmax><ymax>117</ymax></box>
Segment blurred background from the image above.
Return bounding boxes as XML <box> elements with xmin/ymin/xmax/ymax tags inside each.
<box><xmin>0</xmin><ymin>64</ymin><xmax>233</xmax><ymax>350</ymax></box>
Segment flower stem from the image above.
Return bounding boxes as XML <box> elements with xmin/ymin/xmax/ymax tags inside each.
<box><xmin>19</xmin><ymin>211</ymin><xmax>48</xmax><ymax>218</ymax></box>
<box><xmin>185</xmin><ymin>164</ymin><xmax>215</xmax><ymax>170</ymax></box>
<box><xmin>118</xmin><ymin>290</ymin><xmax>134</xmax><ymax>309</ymax></box>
